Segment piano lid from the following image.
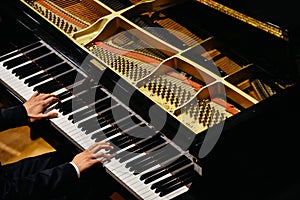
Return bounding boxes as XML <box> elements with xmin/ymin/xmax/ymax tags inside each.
<box><xmin>177</xmin><ymin>0</ymin><xmax>300</xmax><ymax>83</ymax></box>
<box><xmin>214</xmin><ymin>0</ymin><xmax>300</xmax><ymax>32</ymax></box>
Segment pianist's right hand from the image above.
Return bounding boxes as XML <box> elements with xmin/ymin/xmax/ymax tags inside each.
<box><xmin>71</xmin><ymin>141</ymin><xmax>114</xmax><ymax>174</ymax></box>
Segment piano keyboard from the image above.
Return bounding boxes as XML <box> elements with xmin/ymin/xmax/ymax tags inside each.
<box><xmin>0</xmin><ymin>33</ymin><xmax>200</xmax><ymax>199</ymax></box>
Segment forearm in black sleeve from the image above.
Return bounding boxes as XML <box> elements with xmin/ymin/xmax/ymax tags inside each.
<box><xmin>0</xmin><ymin>105</ymin><xmax>28</xmax><ymax>132</ymax></box>
<box><xmin>6</xmin><ymin>163</ymin><xmax>79</xmax><ymax>199</ymax></box>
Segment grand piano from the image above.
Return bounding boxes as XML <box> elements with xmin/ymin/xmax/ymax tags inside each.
<box><xmin>1</xmin><ymin>0</ymin><xmax>300</xmax><ymax>199</ymax></box>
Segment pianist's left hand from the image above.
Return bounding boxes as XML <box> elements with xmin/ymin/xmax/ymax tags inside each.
<box><xmin>23</xmin><ymin>91</ymin><xmax>59</xmax><ymax>122</ymax></box>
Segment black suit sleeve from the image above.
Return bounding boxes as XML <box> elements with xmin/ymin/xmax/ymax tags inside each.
<box><xmin>1</xmin><ymin>151</ymin><xmax>80</xmax><ymax>200</ymax></box>
<box><xmin>0</xmin><ymin>105</ymin><xmax>28</xmax><ymax>132</ymax></box>
<box><xmin>11</xmin><ymin>163</ymin><xmax>79</xmax><ymax>199</ymax></box>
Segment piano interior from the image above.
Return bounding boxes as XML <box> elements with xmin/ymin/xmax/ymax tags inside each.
<box><xmin>1</xmin><ymin>0</ymin><xmax>300</xmax><ymax>199</ymax></box>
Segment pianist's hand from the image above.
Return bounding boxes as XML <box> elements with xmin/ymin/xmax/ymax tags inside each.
<box><xmin>72</xmin><ymin>141</ymin><xmax>114</xmax><ymax>173</ymax></box>
<box><xmin>23</xmin><ymin>91</ymin><xmax>59</xmax><ymax>123</ymax></box>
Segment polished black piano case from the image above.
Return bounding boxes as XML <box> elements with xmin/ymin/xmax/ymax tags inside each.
<box><xmin>1</xmin><ymin>0</ymin><xmax>300</xmax><ymax>199</ymax></box>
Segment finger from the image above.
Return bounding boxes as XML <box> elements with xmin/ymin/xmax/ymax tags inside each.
<box><xmin>36</xmin><ymin>93</ymin><xmax>54</xmax><ymax>100</ymax></box>
<box><xmin>27</xmin><ymin>91</ymin><xmax>39</xmax><ymax>101</ymax></box>
<box><xmin>32</xmin><ymin>91</ymin><xmax>39</xmax><ymax>97</ymax></box>
<box><xmin>89</xmin><ymin>143</ymin><xmax>113</xmax><ymax>154</ymax></box>
<box><xmin>88</xmin><ymin>142</ymin><xmax>112</xmax><ymax>152</ymax></box>
<box><xmin>32</xmin><ymin>112</ymin><xmax>58</xmax><ymax>119</ymax></box>
<box><xmin>96</xmin><ymin>157</ymin><xmax>108</xmax><ymax>164</ymax></box>
<box><xmin>92</xmin><ymin>158</ymin><xmax>102</xmax><ymax>165</ymax></box>
<box><xmin>45</xmin><ymin>111</ymin><xmax>58</xmax><ymax>119</ymax></box>
<box><xmin>41</xmin><ymin>93</ymin><xmax>58</xmax><ymax>101</ymax></box>
<box><xmin>93</xmin><ymin>152</ymin><xmax>112</xmax><ymax>161</ymax></box>
<box><xmin>94</xmin><ymin>141</ymin><xmax>110</xmax><ymax>145</ymax></box>
<box><xmin>87</xmin><ymin>142</ymin><xmax>100</xmax><ymax>151</ymax></box>
<box><xmin>44</xmin><ymin>96</ymin><xmax>60</xmax><ymax>107</ymax></box>
<box><xmin>89</xmin><ymin>145</ymin><xmax>107</xmax><ymax>154</ymax></box>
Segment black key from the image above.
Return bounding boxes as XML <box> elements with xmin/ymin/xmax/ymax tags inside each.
<box><xmin>34</xmin><ymin>53</ymin><xmax>63</xmax><ymax>68</ymax></box>
<box><xmin>25</xmin><ymin>72</ymin><xmax>51</xmax><ymax>86</ymax></box>
<box><xmin>125</xmin><ymin>127</ymin><xmax>157</xmax><ymax>139</ymax></box>
<box><xmin>129</xmin><ymin>156</ymin><xmax>155</xmax><ymax>172</ymax></box>
<box><xmin>158</xmin><ymin>167</ymin><xmax>194</xmax><ymax>197</ymax></box>
<box><xmin>57</xmin><ymin>98</ymin><xmax>73</xmax><ymax>113</ymax></box>
<box><xmin>117</xmin><ymin>115</ymin><xmax>141</xmax><ymax>131</ymax></box>
<box><xmin>82</xmin><ymin>116</ymin><xmax>113</xmax><ymax>134</ymax></box>
<box><xmin>115</xmin><ymin>134</ymin><xmax>162</xmax><ymax>160</ymax></box>
<box><xmin>58</xmin><ymin>98</ymin><xmax>83</xmax><ymax>115</ymax></box>
<box><xmin>69</xmin><ymin>107</ymin><xmax>93</xmax><ymax>122</ymax></box>
<box><xmin>90</xmin><ymin>130</ymin><xmax>106</xmax><ymax>142</ymax></box>
<box><xmin>92</xmin><ymin>126</ymin><xmax>119</xmax><ymax>141</ymax></box>
<box><xmin>94</xmin><ymin>97</ymin><xmax>115</xmax><ymax>113</ymax></box>
<box><xmin>90</xmin><ymin>108</ymin><xmax>128</xmax><ymax>131</ymax></box>
<box><xmin>4</xmin><ymin>55</ymin><xmax>29</xmax><ymax>69</ymax></box>
<box><xmin>142</xmin><ymin>166</ymin><xmax>167</xmax><ymax>182</ymax></box>
<box><xmin>75</xmin><ymin>85</ymin><xmax>107</xmax><ymax>104</ymax></box>
<box><xmin>95</xmin><ymin>125</ymin><xmax>115</xmax><ymax>136</ymax></box>
<box><xmin>4</xmin><ymin>45</ymin><xmax>50</xmax><ymax>69</ymax></box>
<box><xmin>0</xmin><ymin>42</ymin><xmax>42</xmax><ymax>62</ymax></box>
<box><xmin>25</xmin><ymin>46</ymin><xmax>51</xmax><ymax>59</ymax></box>
<box><xmin>152</xmin><ymin>148</ymin><xmax>181</xmax><ymax>164</ymax></box>
<box><xmin>111</xmin><ymin>136</ymin><xmax>143</xmax><ymax>156</ymax></box>
<box><xmin>20</xmin><ymin>42</ymin><xmax>43</xmax><ymax>53</ymax></box>
<box><xmin>130</xmin><ymin>146</ymin><xmax>176</xmax><ymax>173</ymax></box>
<box><xmin>14</xmin><ymin>54</ymin><xmax>58</xmax><ymax>80</ymax></box>
<box><xmin>109</xmin><ymin>134</ymin><xmax>127</xmax><ymax>145</ymax></box>
<box><xmin>78</xmin><ymin>115</ymin><xmax>105</xmax><ymax>131</ymax></box>
<box><xmin>152</xmin><ymin>165</ymin><xmax>193</xmax><ymax>191</ymax></box>
<box><xmin>151</xmin><ymin>174</ymin><xmax>176</xmax><ymax>190</ymax></box>
<box><xmin>100</xmin><ymin>109</ymin><xmax>114</xmax><ymax>120</ymax></box>
<box><xmin>119</xmin><ymin>135</ymin><xmax>165</xmax><ymax>163</ymax></box>
<box><xmin>26</xmin><ymin>64</ymin><xmax>72</xmax><ymax>86</ymax></box>
<box><xmin>94</xmin><ymin>127</ymin><xmax>121</xmax><ymax>142</ymax></box>
<box><xmin>95</xmin><ymin>87</ymin><xmax>108</xmax><ymax>100</ymax></box>
<box><xmin>145</xmin><ymin>168</ymin><xmax>169</xmax><ymax>185</ymax></box>
<box><xmin>32</xmin><ymin>69</ymin><xmax>76</xmax><ymax>91</ymax></box>
<box><xmin>115</xmin><ymin>144</ymin><xmax>140</xmax><ymax>161</ymax></box>
<box><xmin>13</xmin><ymin>62</ymin><xmax>41</xmax><ymax>79</ymax></box>
<box><xmin>104</xmin><ymin>105</ymin><xmax>131</xmax><ymax>124</ymax></box>
<box><xmin>0</xmin><ymin>51</ymin><xmax>20</xmax><ymax>63</ymax></box>
<box><xmin>48</xmin><ymin>63</ymin><xmax>72</xmax><ymax>74</ymax></box>
<box><xmin>126</xmin><ymin>152</ymin><xmax>153</xmax><ymax>170</ymax></box>
<box><xmin>132</xmin><ymin>154</ymin><xmax>170</xmax><ymax>174</ymax></box>
<box><xmin>111</xmin><ymin>136</ymin><xmax>141</xmax><ymax>152</ymax></box>
<box><xmin>102</xmin><ymin>125</ymin><xmax>120</xmax><ymax>137</ymax></box>
<box><xmin>159</xmin><ymin>173</ymin><xmax>192</xmax><ymax>197</ymax></box>
<box><xmin>34</xmin><ymin>79</ymin><xmax>62</xmax><ymax>93</ymax></box>
<box><xmin>56</xmin><ymin>70</ymin><xmax>84</xmax><ymax>87</ymax></box>
<box><xmin>142</xmin><ymin>156</ymin><xmax>191</xmax><ymax>183</ymax></box>
<box><xmin>57</xmin><ymin>90</ymin><xmax>72</xmax><ymax>101</ymax></box>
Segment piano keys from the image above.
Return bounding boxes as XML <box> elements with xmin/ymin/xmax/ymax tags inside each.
<box><xmin>0</xmin><ymin>9</ymin><xmax>201</xmax><ymax>199</ymax></box>
<box><xmin>1</xmin><ymin>0</ymin><xmax>300</xmax><ymax>199</ymax></box>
